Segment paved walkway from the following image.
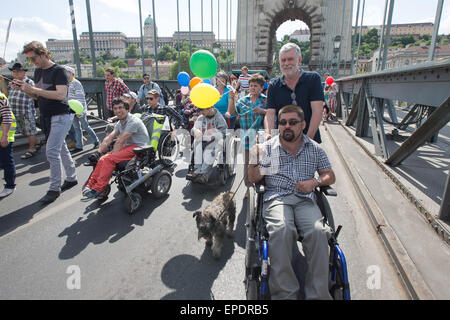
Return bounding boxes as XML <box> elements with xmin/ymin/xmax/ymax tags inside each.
<box><xmin>324</xmin><ymin>120</ymin><xmax>450</xmax><ymax>299</ymax></box>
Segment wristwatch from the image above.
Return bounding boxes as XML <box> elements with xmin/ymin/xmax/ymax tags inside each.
<box><xmin>315</xmin><ymin>177</ymin><xmax>322</xmax><ymax>187</ymax></box>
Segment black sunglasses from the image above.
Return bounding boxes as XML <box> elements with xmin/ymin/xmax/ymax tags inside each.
<box><xmin>28</xmin><ymin>54</ymin><xmax>39</xmax><ymax>62</ymax></box>
<box><xmin>290</xmin><ymin>92</ymin><xmax>297</xmax><ymax>106</ymax></box>
<box><xmin>147</xmin><ymin>97</ymin><xmax>154</xmax><ymax>100</ymax></box>
<box><xmin>279</xmin><ymin>119</ymin><xmax>302</xmax><ymax>126</ymax></box>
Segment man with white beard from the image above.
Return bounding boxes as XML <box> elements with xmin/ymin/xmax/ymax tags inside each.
<box><xmin>264</xmin><ymin>42</ymin><xmax>324</xmax><ymax>143</ymax></box>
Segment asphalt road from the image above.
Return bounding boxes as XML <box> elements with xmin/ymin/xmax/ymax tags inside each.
<box><xmin>0</xmin><ymin>128</ymin><xmax>407</xmax><ymax>300</ymax></box>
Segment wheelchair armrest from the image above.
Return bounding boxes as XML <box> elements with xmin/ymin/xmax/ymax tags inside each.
<box><xmin>320</xmin><ymin>185</ymin><xmax>337</xmax><ymax>197</ymax></box>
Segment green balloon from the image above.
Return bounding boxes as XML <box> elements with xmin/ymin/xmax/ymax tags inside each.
<box><xmin>190</xmin><ymin>50</ymin><xmax>218</xmax><ymax>79</ymax></box>
<box><xmin>68</xmin><ymin>99</ymin><xmax>84</xmax><ymax>115</ymax></box>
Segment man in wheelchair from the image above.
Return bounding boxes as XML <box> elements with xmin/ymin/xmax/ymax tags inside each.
<box><xmin>187</xmin><ymin>106</ymin><xmax>228</xmax><ymax>184</ymax></box>
<box><xmin>248</xmin><ymin>105</ymin><xmax>336</xmax><ymax>300</ymax></box>
<box><xmin>81</xmin><ymin>97</ymin><xmax>150</xmax><ymax>201</ymax></box>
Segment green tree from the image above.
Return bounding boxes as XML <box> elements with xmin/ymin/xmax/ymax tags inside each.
<box><xmin>170</xmin><ymin>51</ymin><xmax>191</xmax><ymax>80</ymax></box>
<box><xmin>125</xmin><ymin>44</ymin><xmax>139</xmax><ymax>59</ymax></box>
<box><xmin>111</xmin><ymin>58</ymin><xmax>127</xmax><ymax>68</ymax></box>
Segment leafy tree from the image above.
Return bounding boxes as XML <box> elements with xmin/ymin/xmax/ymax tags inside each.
<box><xmin>169</xmin><ymin>51</ymin><xmax>191</xmax><ymax>80</ymax></box>
<box><xmin>111</xmin><ymin>58</ymin><xmax>127</xmax><ymax>68</ymax></box>
<box><xmin>125</xmin><ymin>44</ymin><xmax>139</xmax><ymax>59</ymax></box>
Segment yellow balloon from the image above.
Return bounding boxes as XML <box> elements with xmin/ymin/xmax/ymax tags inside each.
<box><xmin>190</xmin><ymin>83</ymin><xmax>221</xmax><ymax>109</ymax></box>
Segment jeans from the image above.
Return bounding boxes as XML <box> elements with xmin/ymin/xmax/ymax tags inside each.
<box><xmin>46</xmin><ymin>114</ymin><xmax>77</xmax><ymax>191</ymax></box>
<box><xmin>0</xmin><ymin>142</ymin><xmax>16</xmax><ymax>189</ymax></box>
<box><xmin>68</xmin><ymin>113</ymin><xmax>99</xmax><ymax>149</ymax></box>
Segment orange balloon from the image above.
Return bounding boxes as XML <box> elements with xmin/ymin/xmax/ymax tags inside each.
<box><xmin>189</xmin><ymin>77</ymin><xmax>203</xmax><ymax>89</ymax></box>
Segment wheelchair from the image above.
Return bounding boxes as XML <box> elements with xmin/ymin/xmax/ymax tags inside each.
<box><xmin>244</xmin><ymin>182</ymin><xmax>351</xmax><ymax>300</ymax></box>
<box><xmin>82</xmin><ymin>113</ymin><xmax>178</xmax><ymax>214</ymax></box>
<box><xmin>186</xmin><ymin>131</ymin><xmax>237</xmax><ymax>185</ymax></box>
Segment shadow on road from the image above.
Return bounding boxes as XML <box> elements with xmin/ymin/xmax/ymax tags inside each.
<box><xmin>58</xmin><ymin>191</ymin><xmax>169</xmax><ymax>259</ymax></box>
<box><xmin>160</xmin><ymin>237</ymin><xmax>235</xmax><ymax>299</ymax></box>
<box><xmin>0</xmin><ymin>200</ymin><xmax>50</xmax><ymax>237</ymax></box>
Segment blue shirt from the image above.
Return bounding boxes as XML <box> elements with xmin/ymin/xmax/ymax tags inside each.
<box><xmin>214</xmin><ymin>85</ymin><xmax>233</xmax><ymax>115</ymax></box>
<box><xmin>266</xmin><ymin>69</ymin><xmax>324</xmax><ymax>143</ymax></box>
<box><xmin>138</xmin><ymin>82</ymin><xmax>165</xmax><ymax>106</ymax></box>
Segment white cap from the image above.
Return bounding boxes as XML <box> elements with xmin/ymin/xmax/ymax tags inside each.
<box><xmin>64</xmin><ymin>65</ymin><xmax>75</xmax><ymax>75</ymax></box>
<box><xmin>124</xmin><ymin>91</ymin><xmax>138</xmax><ymax>100</ymax></box>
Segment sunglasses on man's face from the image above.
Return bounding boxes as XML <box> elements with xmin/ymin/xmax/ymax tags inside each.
<box><xmin>147</xmin><ymin>97</ymin><xmax>155</xmax><ymax>101</ymax></box>
<box><xmin>279</xmin><ymin>119</ymin><xmax>302</xmax><ymax>127</ymax></box>
<box><xmin>28</xmin><ymin>55</ymin><xmax>39</xmax><ymax>62</ymax></box>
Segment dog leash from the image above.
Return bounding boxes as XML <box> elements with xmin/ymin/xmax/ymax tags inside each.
<box><xmin>216</xmin><ymin>175</ymin><xmax>245</xmax><ymax>221</ymax></box>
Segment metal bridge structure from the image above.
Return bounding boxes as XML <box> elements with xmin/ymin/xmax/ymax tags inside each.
<box><xmin>73</xmin><ymin>0</ymin><xmax>449</xmax><ymax>227</ymax></box>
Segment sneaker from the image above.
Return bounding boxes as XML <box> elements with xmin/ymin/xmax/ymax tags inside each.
<box><xmin>82</xmin><ymin>186</ymin><xmax>92</xmax><ymax>196</ymax></box>
<box><xmin>81</xmin><ymin>189</ymin><xmax>100</xmax><ymax>202</ymax></box>
<box><xmin>0</xmin><ymin>187</ymin><xmax>15</xmax><ymax>198</ymax></box>
<box><xmin>61</xmin><ymin>180</ymin><xmax>78</xmax><ymax>191</ymax></box>
<box><xmin>39</xmin><ymin>190</ymin><xmax>60</xmax><ymax>204</ymax></box>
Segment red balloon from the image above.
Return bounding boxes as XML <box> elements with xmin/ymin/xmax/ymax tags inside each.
<box><xmin>326</xmin><ymin>76</ymin><xmax>334</xmax><ymax>86</ymax></box>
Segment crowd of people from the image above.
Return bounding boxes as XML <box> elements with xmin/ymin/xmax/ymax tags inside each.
<box><xmin>0</xmin><ymin>40</ymin><xmax>338</xmax><ymax>300</ymax></box>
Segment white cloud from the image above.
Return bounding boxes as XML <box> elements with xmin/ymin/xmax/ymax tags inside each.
<box><xmin>96</xmin><ymin>0</ymin><xmax>139</xmax><ymax>15</ymax></box>
<box><xmin>439</xmin><ymin>6</ymin><xmax>450</xmax><ymax>34</ymax></box>
<box><xmin>0</xmin><ymin>17</ymin><xmax>72</xmax><ymax>62</ymax></box>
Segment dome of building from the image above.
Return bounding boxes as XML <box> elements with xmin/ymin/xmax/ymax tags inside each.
<box><xmin>144</xmin><ymin>15</ymin><xmax>154</xmax><ymax>26</ymax></box>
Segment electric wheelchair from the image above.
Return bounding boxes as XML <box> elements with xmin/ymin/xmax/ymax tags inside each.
<box><xmin>244</xmin><ymin>182</ymin><xmax>351</xmax><ymax>300</ymax></box>
<box><xmin>82</xmin><ymin>113</ymin><xmax>178</xmax><ymax>214</ymax></box>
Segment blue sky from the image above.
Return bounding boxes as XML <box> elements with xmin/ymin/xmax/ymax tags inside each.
<box><xmin>1</xmin><ymin>0</ymin><xmax>449</xmax><ymax>62</ymax></box>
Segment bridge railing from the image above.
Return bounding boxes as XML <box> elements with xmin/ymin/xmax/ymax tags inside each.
<box><xmin>79</xmin><ymin>78</ymin><xmax>180</xmax><ymax>119</ymax></box>
<box><xmin>335</xmin><ymin>60</ymin><xmax>450</xmax><ymax>223</ymax></box>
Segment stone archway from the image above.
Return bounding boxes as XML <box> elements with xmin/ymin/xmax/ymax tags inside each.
<box><xmin>234</xmin><ymin>0</ymin><xmax>351</xmax><ymax>74</ymax></box>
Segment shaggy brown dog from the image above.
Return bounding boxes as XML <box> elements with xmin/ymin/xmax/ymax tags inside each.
<box><xmin>193</xmin><ymin>191</ymin><xmax>236</xmax><ymax>259</ymax></box>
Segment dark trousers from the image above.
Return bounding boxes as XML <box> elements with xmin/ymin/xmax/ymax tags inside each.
<box><xmin>0</xmin><ymin>142</ymin><xmax>16</xmax><ymax>189</ymax></box>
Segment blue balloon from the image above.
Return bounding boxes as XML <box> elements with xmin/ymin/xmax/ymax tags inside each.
<box><xmin>203</xmin><ymin>79</ymin><xmax>211</xmax><ymax>84</ymax></box>
<box><xmin>177</xmin><ymin>72</ymin><xmax>190</xmax><ymax>87</ymax></box>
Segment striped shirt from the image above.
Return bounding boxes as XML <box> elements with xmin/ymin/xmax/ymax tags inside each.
<box><xmin>68</xmin><ymin>78</ymin><xmax>87</xmax><ymax>113</ymax></box>
<box><xmin>7</xmin><ymin>77</ymin><xmax>35</xmax><ymax>117</ymax></box>
<box><xmin>259</xmin><ymin>134</ymin><xmax>331</xmax><ymax>203</ymax></box>
<box><xmin>0</xmin><ymin>93</ymin><xmax>13</xmax><ymax>125</ymax></box>
<box><xmin>238</xmin><ymin>74</ymin><xmax>251</xmax><ymax>91</ymax></box>
<box><xmin>105</xmin><ymin>78</ymin><xmax>130</xmax><ymax>111</ymax></box>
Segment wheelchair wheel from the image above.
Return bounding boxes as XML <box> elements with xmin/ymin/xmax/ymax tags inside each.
<box><xmin>226</xmin><ymin>138</ymin><xmax>237</xmax><ymax>177</ymax></box>
<box><xmin>125</xmin><ymin>192</ymin><xmax>142</xmax><ymax>214</ymax></box>
<box><xmin>151</xmin><ymin>170</ymin><xmax>172</xmax><ymax>198</ymax></box>
<box><xmin>329</xmin><ymin>246</ymin><xmax>351</xmax><ymax>300</ymax></box>
<box><xmin>219</xmin><ymin>167</ymin><xmax>227</xmax><ymax>186</ymax></box>
<box><xmin>158</xmin><ymin>132</ymin><xmax>180</xmax><ymax>162</ymax></box>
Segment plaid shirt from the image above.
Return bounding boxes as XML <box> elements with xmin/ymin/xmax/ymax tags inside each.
<box><xmin>259</xmin><ymin>134</ymin><xmax>331</xmax><ymax>203</ymax></box>
<box><xmin>236</xmin><ymin>93</ymin><xmax>266</xmax><ymax>150</ymax></box>
<box><xmin>143</xmin><ymin>104</ymin><xmax>183</xmax><ymax>128</ymax></box>
<box><xmin>105</xmin><ymin>78</ymin><xmax>130</xmax><ymax>111</ymax></box>
<box><xmin>7</xmin><ymin>77</ymin><xmax>35</xmax><ymax>117</ymax></box>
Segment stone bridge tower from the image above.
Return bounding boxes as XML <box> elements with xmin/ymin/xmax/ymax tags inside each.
<box><xmin>233</xmin><ymin>0</ymin><xmax>352</xmax><ymax>75</ymax></box>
